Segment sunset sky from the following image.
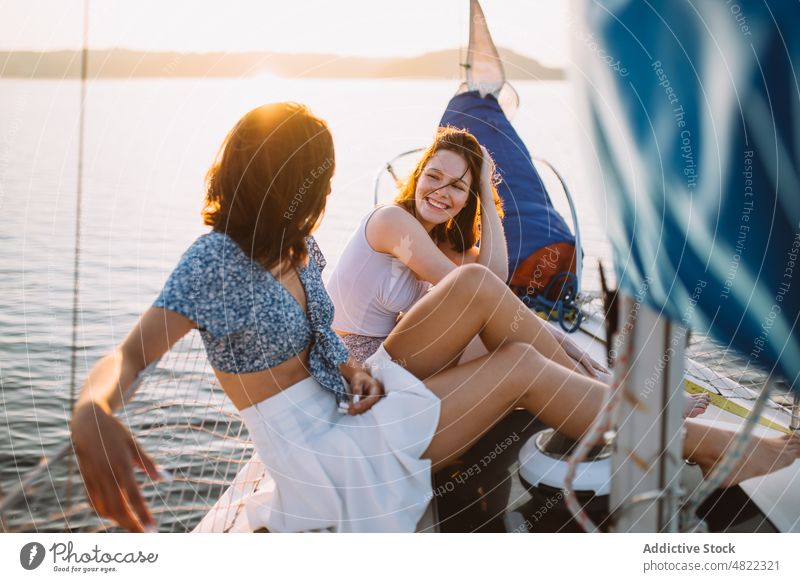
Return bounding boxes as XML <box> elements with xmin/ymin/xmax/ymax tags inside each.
<box><xmin>0</xmin><ymin>0</ymin><xmax>570</xmax><ymax>66</ymax></box>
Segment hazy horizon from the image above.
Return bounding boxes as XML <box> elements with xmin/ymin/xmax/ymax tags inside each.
<box><xmin>0</xmin><ymin>0</ymin><xmax>570</xmax><ymax>67</ymax></box>
<box><xmin>0</xmin><ymin>45</ymin><xmax>565</xmax><ymax>80</ymax></box>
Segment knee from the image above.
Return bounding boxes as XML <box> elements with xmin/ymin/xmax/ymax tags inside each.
<box><xmin>491</xmin><ymin>342</ymin><xmax>543</xmax><ymax>397</ymax></box>
<box><xmin>443</xmin><ymin>263</ymin><xmax>499</xmax><ymax>300</ymax></box>
<box><xmin>496</xmin><ymin>342</ymin><xmax>544</xmax><ymax>373</ymax></box>
<box><xmin>500</xmin><ymin>341</ymin><xmax>541</xmax><ymax>360</ymax></box>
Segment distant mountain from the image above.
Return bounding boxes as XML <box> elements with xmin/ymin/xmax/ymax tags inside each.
<box><xmin>0</xmin><ymin>48</ymin><xmax>563</xmax><ymax>80</ymax></box>
<box><xmin>374</xmin><ymin>48</ymin><xmax>562</xmax><ymax>80</ymax></box>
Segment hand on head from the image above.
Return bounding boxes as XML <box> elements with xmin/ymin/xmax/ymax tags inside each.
<box><xmin>479</xmin><ymin>145</ymin><xmax>496</xmax><ymax>192</ymax></box>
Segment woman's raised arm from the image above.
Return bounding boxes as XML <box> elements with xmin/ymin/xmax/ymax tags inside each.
<box><xmin>69</xmin><ymin>307</ymin><xmax>196</xmax><ymax>532</ymax></box>
<box><xmin>441</xmin><ymin>147</ymin><xmax>508</xmax><ymax>280</ymax></box>
<box><xmin>474</xmin><ymin>146</ymin><xmax>508</xmax><ymax>281</ymax></box>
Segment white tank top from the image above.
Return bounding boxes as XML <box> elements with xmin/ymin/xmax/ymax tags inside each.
<box><xmin>328</xmin><ymin>207</ymin><xmax>431</xmax><ymax>337</ymax></box>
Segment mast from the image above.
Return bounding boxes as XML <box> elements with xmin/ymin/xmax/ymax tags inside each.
<box><xmin>609</xmin><ymin>297</ymin><xmax>686</xmax><ymax>531</ymax></box>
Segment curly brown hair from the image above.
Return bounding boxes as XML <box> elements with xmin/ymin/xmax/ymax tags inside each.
<box><xmin>393</xmin><ymin>126</ymin><xmax>502</xmax><ymax>253</ymax></box>
<box><xmin>202</xmin><ymin>102</ymin><xmax>335</xmax><ymax>270</ymax></box>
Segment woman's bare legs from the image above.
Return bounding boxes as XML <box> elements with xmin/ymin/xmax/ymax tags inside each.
<box><xmin>405</xmin><ymin>339</ymin><xmax>800</xmax><ymax>484</ymax></box>
<box><xmin>386</xmin><ymin>264</ymin><xmax>584</xmax><ymax>377</ymax></box>
<box><xmin>383</xmin><ymin>264</ymin><xmax>611</xmax><ymax>467</ymax></box>
<box><xmin>419</xmin><ymin>342</ymin><xmax>608</xmax><ymax>469</ymax></box>
<box><xmin>384</xmin><ymin>264</ymin><xmax>800</xmax><ymax>484</ymax></box>
<box><xmin>684</xmin><ymin>423</ymin><xmax>800</xmax><ymax>487</ymax></box>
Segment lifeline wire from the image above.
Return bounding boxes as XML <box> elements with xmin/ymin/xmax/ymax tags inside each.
<box><xmin>66</xmin><ymin>0</ymin><xmax>91</xmax><ymax>513</ymax></box>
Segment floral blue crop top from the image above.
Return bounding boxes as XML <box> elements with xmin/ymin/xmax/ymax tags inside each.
<box><xmin>153</xmin><ymin>231</ymin><xmax>349</xmax><ymax>399</ymax></box>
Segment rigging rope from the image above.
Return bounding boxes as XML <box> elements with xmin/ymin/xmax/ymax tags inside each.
<box><xmin>66</xmin><ymin>0</ymin><xmax>91</xmax><ymax>514</ymax></box>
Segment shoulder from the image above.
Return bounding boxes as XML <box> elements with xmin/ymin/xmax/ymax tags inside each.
<box><xmin>160</xmin><ymin>231</ymin><xmax>247</xmax><ymax>298</ymax></box>
<box><xmin>180</xmin><ymin>230</ymin><xmax>231</xmax><ymax>263</ymax></box>
<box><xmin>369</xmin><ymin>204</ymin><xmax>417</xmax><ymax>227</ymax></box>
<box><xmin>366</xmin><ymin>205</ymin><xmax>429</xmax><ymax>254</ymax></box>
<box><xmin>154</xmin><ymin>231</ymin><xmax>258</xmax><ymax>334</ymax></box>
<box><xmin>167</xmin><ymin>231</ymin><xmax>236</xmax><ymax>281</ymax></box>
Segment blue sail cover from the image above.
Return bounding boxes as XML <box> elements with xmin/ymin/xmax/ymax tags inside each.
<box><xmin>575</xmin><ymin>1</ymin><xmax>799</xmax><ymax>390</ymax></box>
<box><xmin>439</xmin><ymin>91</ymin><xmax>576</xmax><ymax>277</ymax></box>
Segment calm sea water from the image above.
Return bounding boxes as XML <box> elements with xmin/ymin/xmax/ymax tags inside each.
<box><xmin>0</xmin><ymin>77</ymin><xmax>614</xmax><ymax>510</ymax></box>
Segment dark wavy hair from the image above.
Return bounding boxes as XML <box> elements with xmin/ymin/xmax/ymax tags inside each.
<box><xmin>393</xmin><ymin>126</ymin><xmax>502</xmax><ymax>253</ymax></box>
<box><xmin>202</xmin><ymin>102</ymin><xmax>335</xmax><ymax>270</ymax></box>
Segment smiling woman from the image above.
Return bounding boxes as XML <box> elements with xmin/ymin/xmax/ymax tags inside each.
<box><xmin>393</xmin><ymin>127</ymin><xmax>501</xmax><ymax>252</ymax></box>
<box><xmin>327</xmin><ymin>126</ymin><xmax>507</xmax><ymax>363</ymax></box>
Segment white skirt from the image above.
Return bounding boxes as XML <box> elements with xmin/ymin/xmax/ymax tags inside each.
<box><xmin>239</xmin><ymin>344</ymin><xmax>441</xmax><ymax>533</ymax></box>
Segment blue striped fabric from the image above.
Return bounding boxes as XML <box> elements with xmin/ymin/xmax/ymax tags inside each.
<box><xmin>575</xmin><ymin>0</ymin><xmax>799</xmax><ymax>390</ymax></box>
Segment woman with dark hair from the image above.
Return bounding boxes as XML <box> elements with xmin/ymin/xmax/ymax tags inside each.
<box><xmin>69</xmin><ymin>102</ymin><xmax>800</xmax><ymax>533</ymax></box>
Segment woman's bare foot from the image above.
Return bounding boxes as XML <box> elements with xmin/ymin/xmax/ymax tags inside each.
<box><xmin>590</xmin><ymin>374</ymin><xmax>707</xmax><ymax>418</ymax></box>
<box><xmin>684</xmin><ymin>392</ymin><xmax>710</xmax><ymax>419</ymax></box>
<box><xmin>694</xmin><ymin>431</ymin><xmax>800</xmax><ymax>487</ymax></box>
